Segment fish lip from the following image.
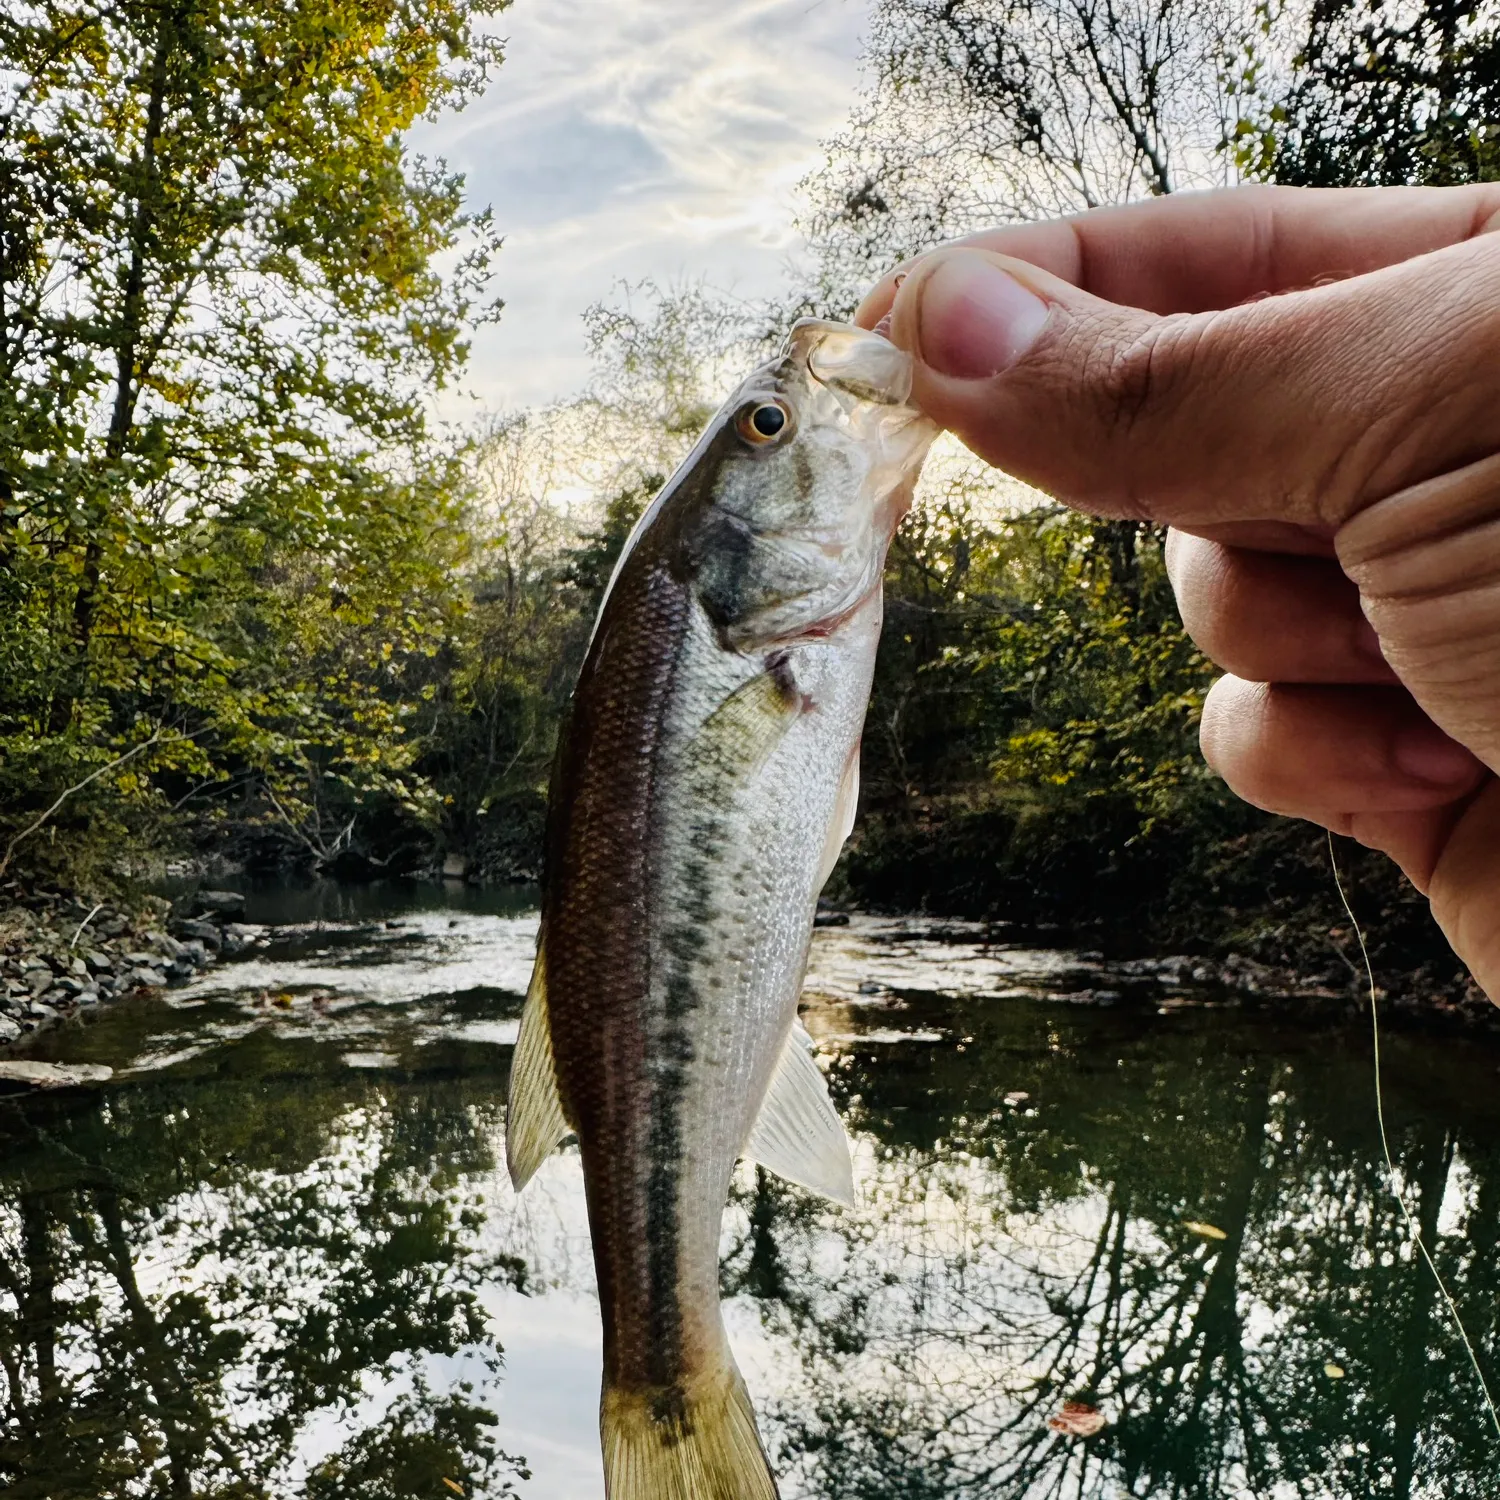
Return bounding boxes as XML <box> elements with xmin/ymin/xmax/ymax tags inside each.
<box><xmin>785</xmin><ymin>317</ymin><xmax>916</xmax><ymax>407</ymax></box>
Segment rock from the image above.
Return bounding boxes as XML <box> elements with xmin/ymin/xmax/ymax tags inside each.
<box><xmin>0</xmin><ymin>1017</ymin><xmax>20</xmax><ymax>1043</ymax></box>
<box><xmin>0</xmin><ymin>1060</ymin><xmax>112</xmax><ymax>1088</ymax></box>
<box><xmin>27</xmin><ymin>1000</ymin><xmax>59</xmax><ymax>1021</ymax></box>
<box><xmin>194</xmin><ymin>890</ymin><xmax>246</xmax><ymax>916</ymax></box>
<box><xmin>152</xmin><ymin>933</ymin><xmax>186</xmax><ymax>961</ymax></box>
<box><xmin>83</xmin><ymin>949</ymin><xmax>114</xmax><ymax>974</ymax></box>
<box><xmin>177</xmin><ymin>939</ymin><xmax>209</xmax><ymax>965</ymax></box>
<box><xmin>813</xmin><ymin>911</ymin><xmax>850</xmax><ymax>927</ymax></box>
<box><xmin>26</xmin><ymin>970</ymin><xmax>53</xmax><ymax>997</ymax></box>
<box><xmin>173</xmin><ymin>918</ymin><xmax>223</xmax><ymax>950</ymax></box>
<box><xmin>123</xmin><ymin>967</ymin><xmax>165</xmax><ymax>991</ymax></box>
<box><xmin>221</xmin><ymin>924</ymin><xmax>261</xmax><ymax>954</ymax></box>
<box><xmin>52</xmin><ymin>975</ymin><xmax>84</xmax><ymax>996</ymax></box>
<box><xmin>95</xmin><ymin>915</ymin><xmax>129</xmax><ymax>938</ymax></box>
<box><xmin>164</xmin><ymin>960</ymin><xmax>196</xmax><ymax>984</ymax></box>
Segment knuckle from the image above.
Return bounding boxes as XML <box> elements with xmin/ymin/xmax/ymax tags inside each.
<box><xmin>1082</xmin><ymin>311</ymin><xmax>1206</xmax><ymax>443</ymax></box>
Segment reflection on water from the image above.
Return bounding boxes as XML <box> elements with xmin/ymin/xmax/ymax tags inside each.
<box><xmin>1</xmin><ymin>885</ymin><xmax>1497</xmax><ymax>1498</ymax></box>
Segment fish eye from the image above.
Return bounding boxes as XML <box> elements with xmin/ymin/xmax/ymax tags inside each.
<box><xmin>736</xmin><ymin>399</ymin><xmax>792</xmax><ymax>447</ymax></box>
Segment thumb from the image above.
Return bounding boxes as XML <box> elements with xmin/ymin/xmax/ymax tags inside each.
<box><xmin>883</xmin><ymin>242</ymin><xmax>1500</xmax><ymax>529</ymax></box>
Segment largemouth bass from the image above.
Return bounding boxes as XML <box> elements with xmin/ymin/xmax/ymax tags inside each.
<box><xmin>506</xmin><ymin>319</ymin><xmax>936</xmax><ymax>1500</ymax></box>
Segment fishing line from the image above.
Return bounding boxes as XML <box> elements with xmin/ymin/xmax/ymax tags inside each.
<box><xmin>1327</xmin><ymin>831</ymin><xmax>1500</xmax><ymax>1440</ymax></box>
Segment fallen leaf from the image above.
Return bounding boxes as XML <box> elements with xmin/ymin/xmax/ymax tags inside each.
<box><xmin>1048</xmin><ymin>1400</ymin><xmax>1106</xmax><ymax>1437</ymax></box>
<box><xmin>272</xmin><ymin>993</ymin><xmax>294</xmax><ymax>1009</ymax></box>
<box><xmin>1324</xmin><ymin>1362</ymin><xmax>1346</xmax><ymax>1379</ymax></box>
<box><xmin>1183</xmin><ymin>1220</ymin><xmax>1227</xmax><ymax>1241</ymax></box>
<box><xmin>1003</xmin><ymin>1090</ymin><xmax>1031</xmax><ymax>1106</ymax></box>
<box><xmin>442</xmin><ymin>1481</ymin><xmax>464</xmax><ymax>1496</ymax></box>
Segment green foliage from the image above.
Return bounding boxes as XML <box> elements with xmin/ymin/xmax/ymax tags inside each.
<box><xmin>877</xmin><ymin>506</ymin><xmax>1213</xmax><ymax>824</ymax></box>
<box><xmin>841</xmin><ymin>493</ymin><xmax>1253</xmax><ymax>942</ymax></box>
<box><xmin>0</xmin><ymin>0</ymin><xmax>504</xmax><ymax>884</ymax></box>
<box><xmin>1238</xmin><ymin>0</ymin><xmax>1500</xmax><ymax>187</ymax></box>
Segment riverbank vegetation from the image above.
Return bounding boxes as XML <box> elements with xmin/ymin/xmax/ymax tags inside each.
<box><xmin>3</xmin><ymin>0</ymin><xmax>1499</xmax><ymax>1010</ymax></box>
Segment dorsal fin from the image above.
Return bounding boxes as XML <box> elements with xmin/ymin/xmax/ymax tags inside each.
<box><xmin>744</xmin><ymin>1022</ymin><xmax>855</xmax><ymax>1206</ymax></box>
<box><xmin>506</xmin><ymin>929</ymin><xmax>572</xmax><ymax>1192</ymax></box>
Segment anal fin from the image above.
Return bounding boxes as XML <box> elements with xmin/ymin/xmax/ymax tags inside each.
<box><xmin>506</xmin><ymin>932</ymin><xmax>572</xmax><ymax>1191</ymax></box>
<box><xmin>744</xmin><ymin>1022</ymin><xmax>855</xmax><ymax>1207</ymax></box>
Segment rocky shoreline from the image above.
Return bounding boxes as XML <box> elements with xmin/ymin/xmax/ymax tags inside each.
<box><xmin>0</xmin><ymin>882</ymin><xmax>266</xmax><ymax>1048</ymax></box>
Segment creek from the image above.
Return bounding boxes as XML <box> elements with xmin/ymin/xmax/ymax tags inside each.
<box><xmin>1</xmin><ymin>878</ymin><xmax>1497</xmax><ymax>1498</ymax></box>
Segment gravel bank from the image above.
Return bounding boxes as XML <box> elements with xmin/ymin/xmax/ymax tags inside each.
<box><xmin>0</xmin><ymin>883</ymin><xmax>266</xmax><ymax>1047</ymax></box>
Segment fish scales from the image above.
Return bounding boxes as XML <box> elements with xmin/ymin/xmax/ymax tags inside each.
<box><xmin>507</xmin><ymin>319</ymin><xmax>936</xmax><ymax>1499</ymax></box>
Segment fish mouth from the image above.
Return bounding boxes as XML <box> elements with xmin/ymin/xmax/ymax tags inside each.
<box><xmin>784</xmin><ymin>318</ymin><xmax>916</xmax><ymax>407</ymax></box>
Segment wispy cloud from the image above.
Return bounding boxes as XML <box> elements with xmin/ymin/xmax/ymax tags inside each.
<box><xmin>416</xmin><ymin>0</ymin><xmax>873</xmax><ymax>410</ymax></box>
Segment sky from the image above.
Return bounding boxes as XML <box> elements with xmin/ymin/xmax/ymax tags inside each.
<box><xmin>414</xmin><ymin>0</ymin><xmax>876</xmax><ymax>414</ymax></box>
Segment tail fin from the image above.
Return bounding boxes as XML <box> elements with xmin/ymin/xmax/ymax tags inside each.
<box><xmin>602</xmin><ymin>1365</ymin><xmax>779</xmax><ymax>1500</ymax></box>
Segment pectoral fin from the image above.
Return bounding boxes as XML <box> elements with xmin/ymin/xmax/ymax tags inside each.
<box><xmin>815</xmin><ymin>743</ymin><xmax>859</xmax><ymax>891</ymax></box>
<box><xmin>744</xmin><ymin>1022</ymin><xmax>855</xmax><ymax>1207</ymax></box>
<box><xmin>693</xmin><ymin>654</ymin><xmax>803</xmax><ymax>781</ymax></box>
<box><xmin>506</xmin><ymin>933</ymin><xmax>572</xmax><ymax>1192</ymax></box>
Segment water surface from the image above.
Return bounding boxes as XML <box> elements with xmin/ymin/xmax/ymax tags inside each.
<box><xmin>1</xmin><ymin>880</ymin><xmax>1497</xmax><ymax>1498</ymax></box>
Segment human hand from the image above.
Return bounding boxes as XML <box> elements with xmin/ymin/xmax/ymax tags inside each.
<box><xmin>856</xmin><ymin>185</ymin><xmax>1500</xmax><ymax>1000</ymax></box>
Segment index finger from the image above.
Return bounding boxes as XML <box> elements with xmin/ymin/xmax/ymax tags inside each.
<box><xmin>855</xmin><ymin>183</ymin><xmax>1500</xmax><ymax>326</ymax></box>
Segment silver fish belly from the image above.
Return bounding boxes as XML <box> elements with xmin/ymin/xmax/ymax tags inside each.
<box><xmin>506</xmin><ymin>319</ymin><xmax>936</xmax><ymax>1500</ymax></box>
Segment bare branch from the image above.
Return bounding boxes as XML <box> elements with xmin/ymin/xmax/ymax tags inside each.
<box><xmin>0</xmin><ymin>732</ymin><xmax>165</xmax><ymax>879</ymax></box>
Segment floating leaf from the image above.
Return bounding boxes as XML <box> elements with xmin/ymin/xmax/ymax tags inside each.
<box><xmin>1324</xmin><ymin>1362</ymin><xmax>1346</xmax><ymax>1379</ymax></box>
<box><xmin>1184</xmin><ymin>1220</ymin><xmax>1227</xmax><ymax>1241</ymax></box>
<box><xmin>442</xmin><ymin>1481</ymin><xmax>465</xmax><ymax>1496</ymax></box>
<box><xmin>1048</xmin><ymin>1400</ymin><xmax>1106</xmax><ymax>1437</ymax></box>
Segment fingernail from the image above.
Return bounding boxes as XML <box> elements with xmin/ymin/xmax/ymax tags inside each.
<box><xmin>915</xmin><ymin>252</ymin><xmax>1052</xmax><ymax>380</ymax></box>
<box><xmin>1393</xmin><ymin>725</ymin><xmax>1479</xmax><ymax>785</ymax></box>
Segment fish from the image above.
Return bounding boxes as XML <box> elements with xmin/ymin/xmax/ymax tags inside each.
<box><xmin>505</xmin><ymin>318</ymin><xmax>937</xmax><ymax>1500</ymax></box>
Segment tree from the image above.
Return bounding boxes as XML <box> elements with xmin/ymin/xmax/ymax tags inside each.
<box><xmin>1238</xmin><ymin>0</ymin><xmax>1500</xmax><ymax>186</ymax></box>
<box><xmin>0</xmin><ymin>0</ymin><xmax>503</xmax><ymax>882</ymax></box>
<box><xmin>800</xmin><ymin>0</ymin><xmax>1253</xmax><ymax>315</ymax></box>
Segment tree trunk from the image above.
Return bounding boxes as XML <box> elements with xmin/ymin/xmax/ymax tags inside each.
<box><xmin>53</xmin><ymin>5</ymin><xmax>175</xmax><ymax>733</ymax></box>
